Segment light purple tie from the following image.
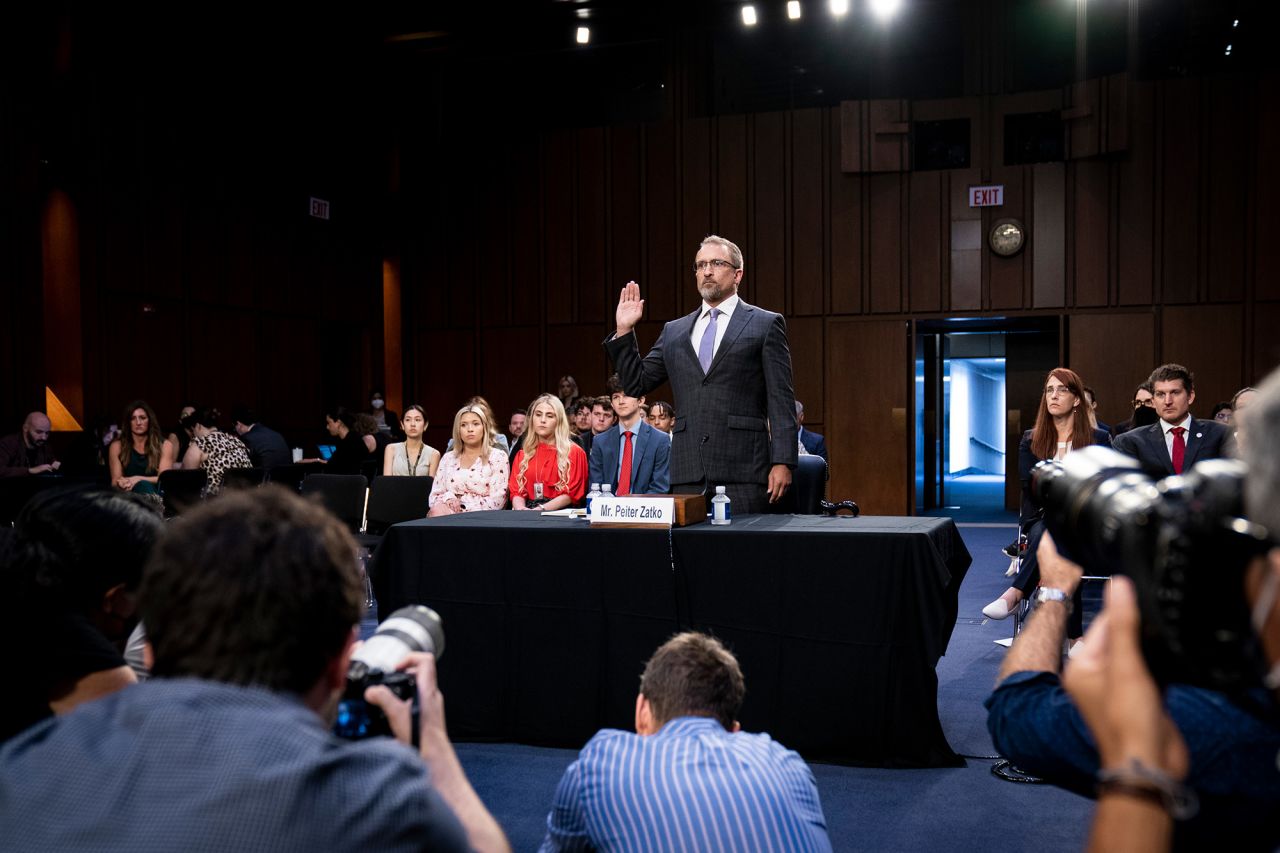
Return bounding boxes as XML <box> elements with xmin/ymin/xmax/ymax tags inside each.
<box><xmin>698</xmin><ymin>308</ymin><xmax>720</xmax><ymax>373</ymax></box>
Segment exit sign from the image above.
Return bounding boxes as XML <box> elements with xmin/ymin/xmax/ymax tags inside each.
<box><xmin>968</xmin><ymin>185</ymin><xmax>1004</xmax><ymax>207</ymax></box>
<box><xmin>309</xmin><ymin>197</ymin><xmax>330</xmax><ymax>220</ymax></box>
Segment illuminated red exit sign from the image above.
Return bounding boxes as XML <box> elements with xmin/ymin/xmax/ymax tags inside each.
<box><xmin>968</xmin><ymin>185</ymin><xmax>1004</xmax><ymax>207</ymax></box>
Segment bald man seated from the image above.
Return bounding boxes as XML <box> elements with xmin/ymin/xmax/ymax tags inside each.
<box><xmin>0</xmin><ymin>413</ymin><xmax>59</xmax><ymax>478</ymax></box>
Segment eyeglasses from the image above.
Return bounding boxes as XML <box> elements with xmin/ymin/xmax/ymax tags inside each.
<box><xmin>693</xmin><ymin>259</ymin><xmax>738</xmax><ymax>273</ymax></box>
<box><xmin>1133</xmin><ymin>398</ymin><xmax>1154</xmax><ymax>408</ymax></box>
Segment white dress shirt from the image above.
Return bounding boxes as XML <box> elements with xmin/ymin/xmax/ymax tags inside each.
<box><xmin>1161</xmin><ymin>414</ymin><xmax>1193</xmax><ymax>461</ymax></box>
<box><xmin>689</xmin><ymin>293</ymin><xmax>739</xmax><ymax>361</ymax></box>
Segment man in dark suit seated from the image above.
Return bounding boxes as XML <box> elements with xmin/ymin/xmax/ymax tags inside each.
<box><xmin>589</xmin><ymin>375</ymin><xmax>670</xmax><ymax>495</ymax></box>
<box><xmin>795</xmin><ymin>400</ymin><xmax>827</xmax><ymax>462</ymax></box>
<box><xmin>1112</xmin><ymin>363</ymin><xmax>1228</xmax><ymax>476</ymax></box>
<box><xmin>232</xmin><ymin>406</ymin><xmax>292</xmax><ymax>469</ymax></box>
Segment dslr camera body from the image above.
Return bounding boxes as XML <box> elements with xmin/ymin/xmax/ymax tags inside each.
<box><xmin>334</xmin><ymin>605</ymin><xmax>445</xmax><ymax>740</ymax></box>
<box><xmin>1031</xmin><ymin>446</ymin><xmax>1269</xmax><ymax>690</ymax></box>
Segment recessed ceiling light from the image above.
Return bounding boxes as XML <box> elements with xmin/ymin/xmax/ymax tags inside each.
<box><xmin>576</xmin><ymin>26</ymin><xmax>590</xmax><ymax>44</ymax></box>
<box><xmin>787</xmin><ymin>1</ymin><xmax>802</xmax><ymax>20</ymax></box>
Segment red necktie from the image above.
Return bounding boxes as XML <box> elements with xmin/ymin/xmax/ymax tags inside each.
<box><xmin>1170</xmin><ymin>426</ymin><xmax>1186</xmax><ymax>474</ymax></box>
<box><xmin>618</xmin><ymin>431</ymin><xmax>633</xmax><ymax>496</ymax></box>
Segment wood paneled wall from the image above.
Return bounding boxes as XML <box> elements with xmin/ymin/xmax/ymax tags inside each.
<box><xmin>401</xmin><ymin>72</ymin><xmax>1280</xmax><ymax>511</ymax></box>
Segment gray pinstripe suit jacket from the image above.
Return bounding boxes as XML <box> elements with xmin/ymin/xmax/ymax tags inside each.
<box><xmin>605</xmin><ymin>298</ymin><xmax>798</xmax><ymax>489</ymax></box>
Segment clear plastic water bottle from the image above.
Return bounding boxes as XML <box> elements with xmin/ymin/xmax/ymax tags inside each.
<box><xmin>711</xmin><ymin>486</ymin><xmax>731</xmax><ymax>525</ymax></box>
<box><xmin>586</xmin><ymin>483</ymin><xmax>601</xmax><ymax>518</ymax></box>
<box><xmin>601</xmin><ymin>484</ymin><xmax>613</xmax><ymax>498</ymax></box>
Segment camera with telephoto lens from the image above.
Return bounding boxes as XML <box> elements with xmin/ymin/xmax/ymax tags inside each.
<box><xmin>1030</xmin><ymin>446</ymin><xmax>1271</xmax><ymax>691</ymax></box>
<box><xmin>333</xmin><ymin>605</ymin><xmax>445</xmax><ymax>740</ymax></box>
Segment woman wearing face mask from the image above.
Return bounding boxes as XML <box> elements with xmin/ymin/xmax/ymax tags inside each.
<box><xmin>383</xmin><ymin>405</ymin><xmax>440</xmax><ymax>478</ymax></box>
<box><xmin>368</xmin><ymin>390</ymin><xmax>398</xmax><ymax>437</ymax></box>
<box><xmin>428</xmin><ymin>405</ymin><xmax>509</xmax><ymax>515</ymax></box>
<box><xmin>509</xmin><ymin>394</ymin><xmax>587</xmax><ymax>512</ymax></box>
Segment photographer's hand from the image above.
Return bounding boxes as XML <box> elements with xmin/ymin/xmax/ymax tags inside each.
<box><xmin>367</xmin><ymin>653</ymin><xmax>510</xmax><ymax>853</ymax></box>
<box><xmin>1037</xmin><ymin>531</ymin><xmax>1084</xmax><ymax>595</ymax></box>
<box><xmin>1064</xmin><ymin>577</ymin><xmax>1189</xmax><ymax>852</ymax></box>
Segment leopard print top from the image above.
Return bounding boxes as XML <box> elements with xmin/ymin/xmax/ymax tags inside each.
<box><xmin>193</xmin><ymin>430</ymin><xmax>252</xmax><ymax>496</ymax></box>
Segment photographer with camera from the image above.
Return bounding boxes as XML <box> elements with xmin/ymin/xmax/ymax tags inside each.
<box><xmin>0</xmin><ymin>487</ymin><xmax>509</xmax><ymax>853</ymax></box>
<box><xmin>985</xmin><ymin>373</ymin><xmax>1280</xmax><ymax>847</ymax></box>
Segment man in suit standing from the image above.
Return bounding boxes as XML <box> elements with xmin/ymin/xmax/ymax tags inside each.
<box><xmin>589</xmin><ymin>375</ymin><xmax>670</xmax><ymax>495</ymax></box>
<box><xmin>1112</xmin><ymin>363</ymin><xmax>1228</xmax><ymax>476</ymax></box>
<box><xmin>795</xmin><ymin>400</ymin><xmax>827</xmax><ymax>462</ymax></box>
<box><xmin>606</xmin><ymin>234</ymin><xmax>797</xmax><ymax>514</ymax></box>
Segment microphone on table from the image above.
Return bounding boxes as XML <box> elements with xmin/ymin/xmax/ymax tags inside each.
<box><xmin>696</xmin><ymin>434</ymin><xmax>711</xmax><ymax>496</ymax></box>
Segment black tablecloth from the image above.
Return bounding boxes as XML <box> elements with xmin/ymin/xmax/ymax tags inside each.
<box><xmin>369</xmin><ymin>512</ymin><xmax>971</xmax><ymax>767</ymax></box>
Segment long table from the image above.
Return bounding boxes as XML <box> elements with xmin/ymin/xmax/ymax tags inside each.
<box><xmin>369</xmin><ymin>512</ymin><xmax>971</xmax><ymax>767</ymax></box>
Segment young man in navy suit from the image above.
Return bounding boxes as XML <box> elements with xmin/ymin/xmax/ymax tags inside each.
<box><xmin>1112</xmin><ymin>363</ymin><xmax>1228</xmax><ymax>476</ymax></box>
<box><xmin>589</xmin><ymin>375</ymin><xmax>670</xmax><ymax>496</ymax></box>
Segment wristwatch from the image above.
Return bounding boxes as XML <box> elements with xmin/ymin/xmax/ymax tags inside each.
<box><xmin>1032</xmin><ymin>587</ymin><xmax>1073</xmax><ymax>615</ymax></box>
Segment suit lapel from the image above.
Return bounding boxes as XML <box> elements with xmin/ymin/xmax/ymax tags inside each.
<box><xmin>1143</xmin><ymin>424</ymin><xmax>1175</xmax><ymax>476</ymax></box>
<box><xmin>1180</xmin><ymin>418</ymin><xmax>1207</xmax><ymax>469</ymax></box>
<box><xmin>706</xmin><ymin>301</ymin><xmax>753</xmax><ymax>377</ymax></box>
<box><xmin>674</xmin><ymin>308</ymin><xmax>702</xmax><ymax>368</ymax></box>
<box><xmin>632</xmin><ymin>423</ymin><xmax>649</xmax><ymax>482</ymax></box>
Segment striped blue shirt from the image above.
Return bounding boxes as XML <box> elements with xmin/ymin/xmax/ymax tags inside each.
<box><xmin>540</xmin><ymin>716</ymin><xmax>832</xmax><ymax>852</ymax></box>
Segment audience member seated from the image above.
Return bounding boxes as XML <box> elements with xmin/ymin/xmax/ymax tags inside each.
<box><xmin>0</xmin><ymin>487</ymin><xmax>508</xmax><ymax>852</ymax></box>
<box><xmin>575</xmin><ymin>395</ymin><xmax>616</xmax><ymax>457</ymax></box>
<box><xmin>557</xmin><ymin>374</ymin><xmax>581</xmax><ymax>416</ymax></box>
<box><xmin>1211</xmin><ymin>401</ymin><xmax>1234</xmax><ymax>426</ymax></box>
<box><xmin>796</xmin><ymin>400</ymin><xmax>828</xmax><ymax>461</ymax></box>
<box><xmin>445</xmin><ymin>397</ymin><xmax>510</xmax><ymax>455</ymax></box>
<box><xmin>354</xmin><ymin>413</ymin><xmax>391</xmax><ymax>468</ymax></box>
<box><xmin>646</xmin><ymin>400</ymin><xmax>675</xmax><ymax>435</ymax></box>
<box><xmin>384</xmin><ymin>404</ymin><xmax>440</xmax><ymax>479</ymax></box>
<box><xmin>367</xmin><ymin>388</ymin><xmax>398</xmax><ymax>437</ymax></box>
<box><xmin>1112</xmin><ymin>381</ymin><xmax>1154</xmax><ymax>436</ymax></box>
<box><xmin>1227</xmin><ymin>385</ymin><xmax>1259</xmax><ymax>457</ymax></box>
<box><xmin>0</xmin><ymin>412</ymin><xmax>59</xmax><ymax>477</ymax></box>
<box><xmin>570</xmin><ymin>400</ymin><xmax>593</xmax><ymax>437</ymax></box>
<box><xmin>1112</xmin><ymin>363</ymin><xmax>1227</xmax><ymax>476</ymax></box>
<box><xmin>180</xmin><ymin>407</ymin><xmax>252</xmax><ymax>496</ymax></box>
<box><xmin>166</xmin><ymin>402</ymin><xmax>197</xmax><ymax>464</ymax></box>
<box><xmin>108</xmin><ymin>400</ymin><xmax>177</xmax><ymax>507</ymax></box>
<box><xmin>312</xmin><ymin>407</ymin><xmax>375</xmax><ymax>474</ymax></box>
<box><xmin>428</xmin><ymin>405</ymin><xmax>509</xmax><ymax>515</ymax></box>
<box><xmin>983</xmin><ymin>367</ymin><xmax>1110</xmax><ymax>632</ymax></box>
<box><xmin>589</xmin><ymin>375</ymin><xmax>670</xmax><ymax>496</ymax></box>
<box><xmin>510</xmin><ymin>395</ymin><xmax>587</xmax><ymax>512</ymax></box>
<box><xmin>985</xmin><ymin>531</ymin><xmax>1280</xmax><ymax>848</ymax></box>
<box><xmin>540</xmin><ymin>632</ymin><xmax>832</xmax><ymax>852</ymax></box>
<box><xmin>1</xmin><ymin>488</ymin><xmax>162</xmax><ymax>741</ymax></box>
<box><xmin>232</xmin><ymin>406</ymin><xmax>292</xmax><ymax>469</ymax></box>
<box><xmin>506</xmin><ymin>410</ymin><xmax>526</xmax><ymax>464</ymax></box>
<box><xmin>1083</xmin><ymin>385</ymin><xmax>1112</xmax><ymax>435</ymax></box>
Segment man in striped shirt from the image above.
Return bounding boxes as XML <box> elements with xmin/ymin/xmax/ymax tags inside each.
<box><xmin>540</xmin><ymin>632</ymin><xmax>832</xmax><ymax>852</ymax></box>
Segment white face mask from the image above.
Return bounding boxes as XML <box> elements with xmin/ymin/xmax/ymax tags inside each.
<box><xmin>371</xmin><ymin>399</ymin><xmax>384</xmax><ymax>410</ymax></box>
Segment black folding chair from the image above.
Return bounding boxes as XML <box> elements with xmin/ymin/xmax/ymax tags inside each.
<box><xmin>222</xmin><ymin>467</ymin><xmax>267</xmax><ymax>491</ymax></box>
<box><xmin>358</xmin><ymin>475</ymin><xmax>433</xmax><ymax>544</ymax></box>
<box><xmin>158</xmin><ymin>469</ymin><xmax>207</xmax><ymax>517</ymax></box>
<box><xmin>300</xmin><ymin>473</ymin><xmax>368</xmax><ymax>534</ymax></box>
<box><xmin>266</xmin><ymin>463</ymin><xmax>311</xmax><ymax>493</ymax></box>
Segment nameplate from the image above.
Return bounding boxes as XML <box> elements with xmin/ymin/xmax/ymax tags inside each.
<box><xmin>590</xmin><ymin>495</ymin><xmax>675</xmax><ymax>527</ymax></box>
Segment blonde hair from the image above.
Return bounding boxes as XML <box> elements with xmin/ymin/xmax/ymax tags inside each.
<box><xmin>450</xmin><ymin>405</ymin><xmax>493</xmax><ymax>459</ymax></box>
<box><xmin>515</xmin><ymin>394</ymin><xmax>574</xmax><ymax>494</ymax></box>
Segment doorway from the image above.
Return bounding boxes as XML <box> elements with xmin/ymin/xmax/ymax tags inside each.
<box><xmin>914</xmin><ymin>317</ymin><xmax>1059</xmax><ymax>522</ymax></box>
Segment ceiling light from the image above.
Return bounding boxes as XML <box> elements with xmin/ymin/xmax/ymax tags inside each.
<box><xmin>787</xmin><ymin>1</ymin><xmax>802</xmax><ymax>20</ymax></box>
<box><xmin>576</xmin><ymin>26</ymin><xmax>590</xmax><ymax>44</ymax></box>
<box><xmin>742</xmin><ymin>4</ymin><xmax>758</xmax><ymax>25</ymax></box>
<box><xmin>830</xmin><ymin>0</ymin><xmax>849</xmax><ymax>15</ymax></box>
<box><xmin>868</xmin><ymin>0</ymin><xmax>901</xmax><ymax>20</ymax></box>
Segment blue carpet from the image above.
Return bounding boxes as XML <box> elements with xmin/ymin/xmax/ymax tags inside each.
<box><xmin>447</xmin><ymin>524</ymin><xmax>1094</xmax><ymax>851</ymax></box>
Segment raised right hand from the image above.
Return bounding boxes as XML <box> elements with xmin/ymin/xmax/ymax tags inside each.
<box><xmin>615</xmin><ymin>280</ymin><xmax>645</xmax><ymax>337</ymax></box>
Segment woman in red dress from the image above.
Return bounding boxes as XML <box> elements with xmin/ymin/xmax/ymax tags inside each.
<box><xmin>509</xmin><ymin>394</ymin><xmax>587</xmax><ymax>511</ymax></box>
